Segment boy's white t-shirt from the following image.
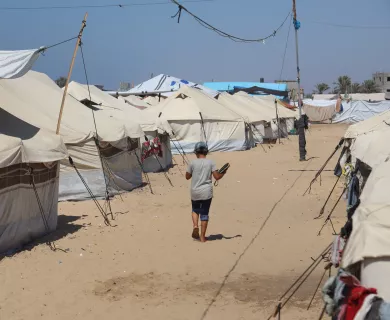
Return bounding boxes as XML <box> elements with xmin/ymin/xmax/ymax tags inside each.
<box><xmin>187</xmin><ymin>158</ymin><xmax>217</xmax><ymax>201</ymax></box>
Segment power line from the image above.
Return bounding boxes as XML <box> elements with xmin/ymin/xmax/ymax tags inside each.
<box><xmin>0</xmin><ymin>0</ymin><xmax>213</xmax><ymax>11</ymax></box>
<box><xmin>303</xmin><ymin>19</ymin><xmax>390</xmax><ymax>30</ymax></box>
<box><xmin>171</xmin><ymin>0</ymin><xmax>291</xmax><ymax>43</ymax></box>
<box><xmin>277</xmin><ymin>14</ymin><xmax>293</xmax><ymax>90</ymax></box>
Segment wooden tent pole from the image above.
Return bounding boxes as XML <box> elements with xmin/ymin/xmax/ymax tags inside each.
<box><xmin>56</xmin><ymin>12</ymin><xmax>88</xmax><ymax>134</ymax></box>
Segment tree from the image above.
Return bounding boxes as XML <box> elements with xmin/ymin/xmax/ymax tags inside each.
<box><xmin>55</xmin><ymin>76</ymin><xmax>67</xmax><ymax>88</ymax></box>
<box><xmin>333</xmin><ymin>75</ymin><xmax>352</xmax><ymax>94</ymax></box>
<box><xmin>360</xmin><ymin>80</ymin><xmax>381</xmax><ymax>93</ymax></box>
<box><xmin>314</xmin><ymin>83</ymin><xmax>330</xmax><ymax>94</ymax></box>
<box><xmin>304</xmin><ymin>93</ymin><xmax>313</xmax><ymax>99</ymax></box>
<box><xmin>351</xmin><ymin>83</ymin><xmax>361</xmax><ymax>94</ymax></box>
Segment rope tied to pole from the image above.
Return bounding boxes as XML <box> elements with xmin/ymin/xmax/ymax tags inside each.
<box><xmin>28</xmin><ymin>167</ymin><xmax>67</xmax><ymax>252</ymax></box>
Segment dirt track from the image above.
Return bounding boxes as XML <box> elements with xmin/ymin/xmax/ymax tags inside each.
<box><xmin>0</xmin><ymin>124</ymin><xmax>348</xmax><ymax>320</ymax></box>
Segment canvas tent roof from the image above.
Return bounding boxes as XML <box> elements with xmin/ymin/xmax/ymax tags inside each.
<box><xmin>67</xmin><ymin>81</ymin><xmax>169</xmax><ymax>133</ymax></box>
<box><xmin>344</xmin><ymin>109</ymin><xmax>390</xmax><ymax>138</ymax></box>
<box><xmin>0</xmin><ymin>109</ymin><xmax>67</xmax><ymax>168</ymax></box>
<box><xmin>145</xmin><ymin>86</ymin><xmax>244</xmax><ymax>122</ymax></box>
<box><xmin>127</xmin><ymin>74</ymin><xmax>218</xmax><ymax>98</ymax></box>
<box><xmin>143</xmin><ymin>96</ymin><xmax>162</xmax><ymax>106</ymax></box>
<box><xmin>0</xmin><ymin>71</ymin><xmax>143</xmax><ymax>144</ymax></box>
<box><xmin>120</xmin><ymin>95</ymin><xmax>151</xmax><ymax>109</ymax></box>
<box><xmin>216</xmin><ymin>92</ymin><xmax>268</xmax><ymax>123</ymax></box>
<box><xmin>342</xmin><ymin>125</ymin><xmax>390</xmax><ymax>268</ymax></box>
<box><xmin>232</xmin><ymin>92</ymin><xmax>277</xmax><ymax>121</ymax></box>
<box><xmin>252</xmin><ymin>94</ymin><xmax>297</xmax><ymax>118</ymax></box>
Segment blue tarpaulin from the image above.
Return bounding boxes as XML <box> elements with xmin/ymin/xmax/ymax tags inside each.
<box><xmin>203</xmin><ymin>82</ymin><xmax>288</xmax><ymax>99</ymax></box>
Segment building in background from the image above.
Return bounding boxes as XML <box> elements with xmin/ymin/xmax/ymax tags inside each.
<box><xmin>373</xmin><ymin>72</ymin><xmax>390</xmax><ymax>93</ymax></box>
<box><xmin>275</xmin><ymin>79</ymin><xmax>303</xmax><ymax>101</ymax></box>
<box><xmin>119</xmin><ymin>81</ymin><xmax>131</xmax><ymax>91</ymax></box>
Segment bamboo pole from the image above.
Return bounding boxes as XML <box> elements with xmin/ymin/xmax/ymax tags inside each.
<box><xmin>56</xmin><ymin>13</ymin><xmax>88</xmax><ymax>134</ymax></box>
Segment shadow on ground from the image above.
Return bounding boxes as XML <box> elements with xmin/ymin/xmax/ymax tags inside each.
<box><xmin>0</xmin><ymin>214</ymin><xmax>85</xmax><ymax>260</ymax></box>
<box><xmin>207</xmin><ymin>234</ymin><xmax>242</xmax><ymax>241</ymax></box>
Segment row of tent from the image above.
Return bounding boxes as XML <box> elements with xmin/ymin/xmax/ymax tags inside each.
<box><xmin>324</xmin><ymin>107</ymin><xmax>390</xmax><ymax>304</ymax></box>
<box><xmin>302</xmin><ymin>98</ymin><xmax>390</xmax><ymax>123</ymax></box>
<box><xmin>0</xmin><ymin>71</ymin><xmax>297</xmax><ymax>254</ymax></box>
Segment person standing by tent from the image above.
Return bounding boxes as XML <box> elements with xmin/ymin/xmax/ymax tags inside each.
<box><xmin>186</xmin><ymin>142</ymin><xmax>227</xmax><ymax>242</ymax></box>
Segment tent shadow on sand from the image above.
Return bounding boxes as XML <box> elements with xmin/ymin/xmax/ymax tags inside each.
<box><xmin>0</xmin><ymin>215</ymin><xmax>84</xmax><ymax>261</ymax></box>
<box><xmin>207</xmin><ymin>234</ymin><xmax>242</xmax><ymax>241</ymax></box>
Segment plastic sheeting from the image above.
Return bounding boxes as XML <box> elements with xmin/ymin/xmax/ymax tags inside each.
<box><xmin>0</xmin><ymin>48</ymin><xmax>42</xmax><ymax>79</ymax></box>
<box><xmin>302</xmin><ymin>100</ymin><xmax>336</xmax><ymax>122</ymax></box>
<box><xmin>334</xmin><ymin>101</ymin><xmax>390</xmax><ymax>124</ymax></box>
<box><xmin>127</xmin><ymin>74</ymin><xmax>218</xmax><ymax>97</ymax></box>
<box><xmin>0</xmin><ymin>163</ymin><xmax>60</xmax><ymax>254</ymax></box>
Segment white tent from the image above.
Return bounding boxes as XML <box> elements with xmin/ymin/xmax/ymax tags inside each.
<box><xmin>126</xmin><ymin>74</ymin><xmax>218</xmax><ymax>98</ymax></box>
<box><xmin>0</xmin><ymin>71</ymin><xmax>144</xmax><ymax>201</ymax></box>
<box><xmin>344</xmin><ymin>109</ymin><xmax>390</xmax><ymax>139</ymax></box>
<box><xmin>67</xmin><ymin>82</ymin><xmax>173</xmax><ymax>173</ymax></box>
<box><xmin>340</xmin><ymin>120</ymin><xmax>390</xmax><ymax>300</ymax></box>
<box><xmin>145</xmin><ymin>86</ymin><xmax>249</xmax><ymax>154</ymax></box>
<box><xmin>216</xmin><ymin>92</ymin><xmax>266</xmax><ymax>144</ymax></box>
<box><xmin>333</xmin><ymin>100</ymin><xmax>390</xmax><ymax>124</ymax></box>
<box><xmin>252</xmin><ymin>95</ymin><xmax>297</xmax><ymax>134</ymax></box>
<box><xmin>143</xmin><ymin>95</ymin><xmax>163</xmax><ymax>106</ymax></box>
<box><xmin>0</xmin><ymin>110</ymin><xmax>67</xmax><ymax>253</ymax></box>
<box><xmin>301</xmin><ymin>100</ymin><xmax>337</xmax><ymax>123</ymax></box>
<box><xmin>120</xmin><ymin>95</ymin><xmax>151</xmax><ymax>110</ymax></box>
<box><xmin>233</xmin><ymin>92</ymin><xmax>288</xmax><ymax>139</ymax></box>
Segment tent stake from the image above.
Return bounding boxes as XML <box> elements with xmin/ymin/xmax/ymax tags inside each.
<box><xmin>56</xmin><ymin>13</ymin><xmax>88</xmax><ymax>134</ymax></box>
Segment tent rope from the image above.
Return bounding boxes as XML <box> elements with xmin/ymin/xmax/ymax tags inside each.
<box><xmin>144</xmin><ymin>136</ymin><xmax>174</xmax><ymax>186</ymax></box>
<box><xmin>79</xmin><ymin>41</ymin><xmax>118</xmax><ymax>220</ymax></box>
<box><xmin>315</xmin><ymin>175</ymin><xmax>341</xmax><ymax>219</ymax></box>
<box><xmin>267</xmin><ymin>243</ymin><xmax>332</xmax><ymax>320</ymax></box>
<box><xmin>28</xmin><ymin>167</ymin><xmax>67</xmax><ymax>252</ymax></box>
<box><xmin>132</xmin><ymin>143</ymin><xmax>154</xmax><ymax>195</ymax></box>
<box><xmin>41</xmin><ymin>36</ymin><xmax>79</xmax><ymax>51</ymax></box>
<box><xmin>199</xmin><ymin>112</ymin><xmax>209</xmax><ymax>149</ymax></box>
<box><xmin>303</xmin><ymin>138</ymin><xmax>345</xmax><ymax>196</ymax></box>
<box><xmin>68</xmin><ymin>157</ymin><xmax>112</xmax><ymax>226</ymax></box>
<box><xmin>317</xmin><ymin>188</ymin><xmax>345</xmax><ymax>236</ymax></box>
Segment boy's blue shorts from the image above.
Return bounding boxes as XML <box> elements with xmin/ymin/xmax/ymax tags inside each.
<box><xmin>191</xmin><ymin>198</ymin><xmax>212</xmax><ymax>221</ymax></box>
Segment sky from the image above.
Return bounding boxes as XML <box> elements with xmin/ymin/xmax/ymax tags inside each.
<box><xmin>0</xmin><ymin>0</ymin><xmax>389</xmax><ymax>93</ymax></box>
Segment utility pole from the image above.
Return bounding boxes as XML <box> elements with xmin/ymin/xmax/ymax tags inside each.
<box><xmin>292</xmin><ymin>0</ymin><xmax>307</xmax><ymax>161</ymax></box>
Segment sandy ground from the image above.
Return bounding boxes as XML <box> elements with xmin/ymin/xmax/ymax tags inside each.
<box><xmin>0</xmin><ymin>124</ymin><xmax>349</xmax><ymax>320</ymax></box>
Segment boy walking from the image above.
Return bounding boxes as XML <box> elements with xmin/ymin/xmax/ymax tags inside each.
<box><xmin>185</xmin><ymin>142</ymin><xmax>227</xmax><ymax>242</ymax></box>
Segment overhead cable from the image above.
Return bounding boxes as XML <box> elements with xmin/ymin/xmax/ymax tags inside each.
<box><xmin>303</xmin><ymin>19</ymin><xmax>390</xmax><ymax>30</ymax></box>
<box><xmin>0</xmin><ymin>0</ymin><xmax>213</xmax><ymax>11</ymax></box>
<box><xmin>171</xmin><ymin>0</ymin><xmax>291</xmax><ymax>43</ymax></box>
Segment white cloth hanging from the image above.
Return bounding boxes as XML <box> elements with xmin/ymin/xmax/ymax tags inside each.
<box><xmin>0</xmin><ymin>48</ymin><xmax>43</xmax><ymax>79</ymax></box>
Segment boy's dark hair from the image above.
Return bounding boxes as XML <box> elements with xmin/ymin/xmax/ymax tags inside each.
<box><xmin>194</xmin><ymin>142</ymin><xmax>208</xmax><ymax>155</ymax></box>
